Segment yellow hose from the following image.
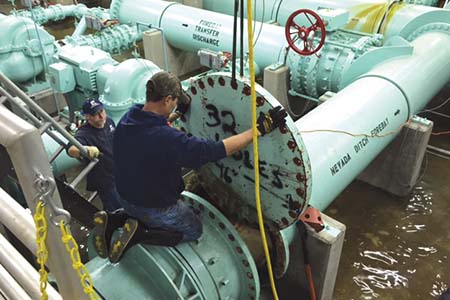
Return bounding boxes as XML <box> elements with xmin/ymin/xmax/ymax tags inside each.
<box><xmin>246</xmin><ymin>1</ymin><xmax>280</xmax><ymax>299</ymax></box>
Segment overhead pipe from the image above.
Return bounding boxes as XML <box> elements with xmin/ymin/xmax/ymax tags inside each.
<box><xmin>108</xmin><ymin>0</ymin><xmax>450</xmax><ymax>101</ymax></box>
<box><xmin>11</xmin><ymin>4</ymin><xmax>110</xmax><ymax>25</ymax></box>
<box><xmin>0</xmin><ymin>233</ymin><xmax>62</xmax><ymax>300</ymax></box>
<box><xmin>202</xmin><ymin>0</ymin><xmax>447</xmax><ymax>38</ymax></box>
<box><xmin>110</xmin><ymin>0</ymin><xmax>287</xmax><ymax>71</ymax></box>
<box><xmin>61</xmin><ymin>23</ymin><xmax>142</xmax><ymax>55</ymax></box>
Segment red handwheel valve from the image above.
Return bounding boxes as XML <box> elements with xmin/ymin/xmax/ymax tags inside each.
<box><xmin>285</xmin><ymin>9</ymin><xmax>326</xmax><ymax>56</ymax></box>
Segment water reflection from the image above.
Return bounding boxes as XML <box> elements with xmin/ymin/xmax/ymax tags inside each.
<box><xmin>333</xmin><ymin>172</ymin><xmax>450</xmax><ymax>300</ymax></box>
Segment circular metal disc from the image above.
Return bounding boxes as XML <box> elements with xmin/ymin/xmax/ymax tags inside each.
<box><xmin>181</xmin><ymin>191</ymin><xmax>260</xmax><ymax>300</ymax></box>
<box><xmin>180</xmin><ymin>72</ymin><xmax>311</xmax><ymax>230</ymax></box>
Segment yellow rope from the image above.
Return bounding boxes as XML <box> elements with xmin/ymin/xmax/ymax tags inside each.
<box><xmin>247</xmin><ymin>1</ymin><xmax>279</xmax><ymax>299</ymax></box>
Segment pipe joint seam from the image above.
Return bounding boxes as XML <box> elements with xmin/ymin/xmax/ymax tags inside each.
<box><xmin>357</xmin><ymin>74</ymin><xmax>411</xmax><ymax>120</ymax></box>
<box><xmin>407</xmin><ymin>23</ymin><xmax>450</xmax><ymax>41</ymax></box>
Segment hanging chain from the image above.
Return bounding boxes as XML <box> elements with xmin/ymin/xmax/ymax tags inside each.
<box><xmin>34</xmin><ymin>201</ymin><xmax>49</xmax><ymax>300</ymax></box>
<box><xmin>33</xmin><ymin>174</ymin><xmax>99</xmax><ymax>300</ymax></box>
<box><xmin>59</xmin><ymin>221</ymin><xmax>99</xmax><ymax>299</ymax></box>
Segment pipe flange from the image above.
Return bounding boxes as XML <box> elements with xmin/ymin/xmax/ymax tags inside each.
<box><xmin>109</xmin><ymin>0</ymin><xmax>123</xmax><ymax>20</ymax></box>
<box><xmin>407</xmin><ymin>23</ymin><xmax>450</xmax><ymax>42</ymax></box>
<box><xmin>181</xmin><ymin>72</ymin><xmax>311</xmax><ymax>231</ymax></box>
<box><xmin>181</xmin><ymin>191</ymin><xmax>260</xmax><ymax>300</ymax></box>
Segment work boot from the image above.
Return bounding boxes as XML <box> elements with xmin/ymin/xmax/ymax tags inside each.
<box><xmin>109</xmin><ymin>218</ymin><xmax>139</xmax><ymax>263</ymax></box>
<box><xmin>92</xmin><ymin>211</ymin><xmax>109</xmax><ymax>258</ymax></box>
<box><xmin>92</xmin><ymin>210</ymin><xmax>128</xmax><ymax>258</ymax></box>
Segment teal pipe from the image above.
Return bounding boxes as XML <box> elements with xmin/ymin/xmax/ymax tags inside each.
<box><xmin>0</xmin><ymin>15</ymin><xmax>54</xmax><ymax>82</ymax></box>
<box><xmin>297</xmin><ymin>31</ymin><xmax>450</xmax><ymax>210</ymax></box>
<box><xmin>109</xmin><ymin>0</ymin><xmax>450</xmax><ymax>99</ymax></box>
<box><xmin>203</xmin><ymin>0</ymin><xmax>442</xmax><ymax>36</ymax></box>
<box><xmin>41</xmin><ymin>131</ymin><xmax>81</xmax><ymax>177</ymax></box>
<box><xmin>0</xmin><ymin>13</ymin><xmax>140</xmax><ymax>84</ymax></box>
<box><xmin>87</xmin><ymin>192</ymin><xmax>260</xmax><ymax>300</ymax></box>
<box><xmin>98</xmin><ymin>58</ymin><xmax>161</xmax><ymax>123</ymax></box>
<box><xmin>62</xmin><ymin>24</ymin><xmax>142</xmax><ymax>55</ymax></box>
<box><xmin>11</xmin><ymin>4</ymin><xmax>111</xmax><ymax>25</ymax></box>
<box><xmin>72</xmin><ymin>16</ymin><xmax>87</xmax><ymax>38</ymax></box>
<box><xmin>110</xmin><ymin>0</ymin><xmax>287</xmax><ymax>70</ymax></box>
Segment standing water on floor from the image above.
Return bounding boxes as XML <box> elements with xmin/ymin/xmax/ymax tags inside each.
<box><xmin>326</xmin><ymin>150</ymin><xmax>450</xmax><ymax>300</ymax></box>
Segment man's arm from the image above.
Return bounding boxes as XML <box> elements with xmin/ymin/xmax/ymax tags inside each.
<box><xmin>68</xmin><ymin>145</ymin><xmax>100</xmax><ymax>159</ymax></box>
<box><xmin>222</xmin><ymin>129</ymin><xmax>260</xmax><ymax>156</ymax></box>
<box><xmin>222</xmin><ymin>106</ymin><xmax>288</xmax><ymax>156</ymax></box>
<box><xmin>167</xmin><ymin>112</ymin><xmax>182</xmax><ymax>123</ymax></box>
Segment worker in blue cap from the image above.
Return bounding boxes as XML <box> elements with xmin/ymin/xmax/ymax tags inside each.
<box><xmin>67</xmin><ymin>98</ymin><xmax>121</xmax><ymax>213</ymax></box>
<box><xmin>94</xmin><ymin>71</ymin><xmax>287</xmax><ymax>263</ymax></box>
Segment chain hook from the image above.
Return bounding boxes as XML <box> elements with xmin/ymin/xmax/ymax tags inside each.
<box><xmin>34</xmin><ymin>174</ymin><xmax>71</xmax><ymax>226</ymax></box>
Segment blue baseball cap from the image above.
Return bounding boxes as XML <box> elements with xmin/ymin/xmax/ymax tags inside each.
<box><xmin>82</xmin><ymin>98</ymin><xmax>104</xmax><ymax>115</ymax></box>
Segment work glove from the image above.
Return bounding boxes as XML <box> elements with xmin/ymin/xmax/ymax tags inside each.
<box><xmin>257</xmin><ymin>106</ymin><xmax>288</xmax><ymax>136</ymax></box>
<box><xmin>175</xmin><ymin>93</ymin><xmax>191</xmax><ymax>116</ymax></box>
<box><xmin>84</xmin><ymin>146</ymin><xmax>100</xmax><ymax>159</ymax></box>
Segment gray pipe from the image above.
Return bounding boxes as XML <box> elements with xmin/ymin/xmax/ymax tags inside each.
<box><xmin>0</xmin><ymin>233</ymin><xmax>62</xmax><ymax>300</ymax></box>
<box><xmin>0</xmin><ymin>263</ymin><xmax>33</xmax><ymax>300</ymax></box>
<box><xmin>0</xmin><ymin>188</ymin><xmax>37</xmax><ymax>255</ymax></box>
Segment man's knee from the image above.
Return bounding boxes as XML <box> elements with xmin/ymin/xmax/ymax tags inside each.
<box><xmin>182</xmin><ymin>219</ymin><xmax>203</xmax><ymax>242</ymax></box>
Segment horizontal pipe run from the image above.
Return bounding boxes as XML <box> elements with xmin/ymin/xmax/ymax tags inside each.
<box><xmin>0</xmin><ymin>188</ymin><xmax>37</xmax><ymax>255</ymax></box>
<box><xmin>0</xmin><ymin>263</ymin><xmax>33</xmax><ymax>300</ymax></box>
<box><xmin>296</xmin><ymin>31</ymin><xmax>450</xmax><ymax>210</ymax></box>
<box><xmin>0</xmin><ymin>233</ymin><xmax>62</xmax><ymax>300</ymax></box>
<box><xmin>110</xmin><ymin>0</ymin><xmax>287</xmax><ymax>70</ymax></box>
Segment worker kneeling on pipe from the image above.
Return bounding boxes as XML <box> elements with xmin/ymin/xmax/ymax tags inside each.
<box><xmin>95</xmin><ymin>71</ymin><xmax>287</xmax><ymax>263</ymax></box>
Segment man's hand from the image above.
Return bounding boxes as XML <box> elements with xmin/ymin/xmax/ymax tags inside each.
<box><xmin>257</xmin><ymin>106</ymin><xmax>288</xmax><ymax>136</ymax></box>
<box><xmin>175</xmin><ymin>93</ymin><xmax>192</xmax><ymax>116</ymax></box>
<box><xmin>84</xmin><ymin>146</ymin><xmax>100</xmax><ymax>159</ymax></box>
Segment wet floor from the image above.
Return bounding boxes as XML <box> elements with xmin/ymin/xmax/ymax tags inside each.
<box><xmin>324</xmin><ymin>144</ymin><xmax>450</xmax><ymax>300</ymax></box>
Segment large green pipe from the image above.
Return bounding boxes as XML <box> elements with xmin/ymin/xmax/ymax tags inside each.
<box><xmin>97</xmin><ymin>58</ymin><xmax>161</xmax><ymax>123</ymax></box>
<box><xmin>0</xmin><ymin>15</ymin><xmax>54</xmax><ymax>82</ymax></box>
<box><xmin>202</xmin><ymin>0</ymin><xmax>445</xmax><ymax>37</ymax></box>
<box><xmin>87</xmin><ymin>192</ymin><xmax>260</xmax><ymax>300</ymax></box>
<box><xmin>176</xmin><ymin>31</ymin><xmax>450</xmax><ymax>228</ymax></box>
<box><xmin>108</xmin><ymin>0</ymin><xmax>450</xmax><ymax>100</ymax></box>
<box><xmin>110</xmin><ymin>0</ymin><xmax>287</xmax><ymax>70</ymax></box>
<box><xmin>0</xmin><ymin>13</ymin><xmax>141</xmax><ymax>83</ymax></box>
<box><xmin>298</xmin><ymin>31</ymin><xmax>450</xmax><ymax>210</ymax></box>
<box><xmin>41</xmin><ymin>131</ymin><xmax>80</xmax><ymax>177</ymax></box>
<box><xmin>61</xmin><ymin>24</ymin><xmax>142</xmax><ymax>55</ymax></box>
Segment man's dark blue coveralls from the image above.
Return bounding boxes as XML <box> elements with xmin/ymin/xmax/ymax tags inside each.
<box><xmin>113</xmin><ymin>104</ymin><xmax>226</xmax><ymax>241</ymax></box>
<box><xmin>75</xmin><ymin>117</ymin><xmax>121</xmax><ymax>212</ymax></box>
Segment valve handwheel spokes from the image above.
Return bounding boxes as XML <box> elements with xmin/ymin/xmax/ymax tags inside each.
<box><xmin>285</xmin><ymin>9</ymin><xmax>326</xmax><ymax>56</ymax></box>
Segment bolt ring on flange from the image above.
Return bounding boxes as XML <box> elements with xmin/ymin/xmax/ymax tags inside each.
<box><xmin>180</xmin><ymin>72</ymin><xmax>311</xmax><ymax>231</ymax></box>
